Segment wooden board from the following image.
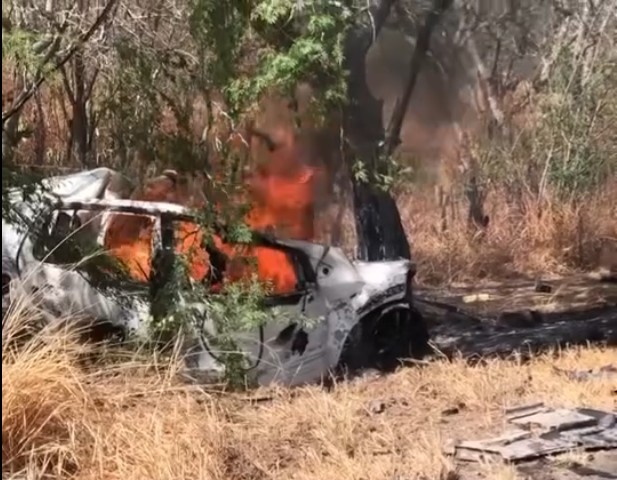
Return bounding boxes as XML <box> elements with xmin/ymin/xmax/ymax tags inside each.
<box><xmin>447</xmin><ymin>404</ymin><xmax>617</xmax><ymax>463</ymax></box>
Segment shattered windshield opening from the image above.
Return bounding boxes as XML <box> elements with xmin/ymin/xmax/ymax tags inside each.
<box><xmin>170</xmin><ymin>220</ymin><xmax>304</xmax><ymax>298</ymax></box>
<box><xmin>31</xmin><ymin>207</ymin><xmax>152</xmax><ymax>294</ymax></box>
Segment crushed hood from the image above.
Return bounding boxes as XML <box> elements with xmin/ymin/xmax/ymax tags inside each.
<box><xmin>353</xmin><ymin>259</ymin><xmax>412</xmax><ymax>290</ymax></box>
<box><xmin>350</xmin><ymin>259</ymin><xmax>412</xmax><ymax>311</ymax></box>
<box><xmin>39</xmin><ymin>167</ymin><xmax>133</xmax><ymax>202</ymax></box>
<box><xmin>6</xmin><ymin>167</ymin><xmax>127</xmax><ymax>205</ymax></box>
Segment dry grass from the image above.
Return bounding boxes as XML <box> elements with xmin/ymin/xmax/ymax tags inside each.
<box><xmin>314</xmin><ymin>173</ymin><xmax>617</xmax><ymax>286</ymax></box>
<box><xmin>3</xmin><ymin>301</ymin><xmax>616</xmax><ymax>480</ymax></box>
<box><xmin>400</xmin><ymin>180</ymin><xmax>617</xmax><ymax>285</ymax></box>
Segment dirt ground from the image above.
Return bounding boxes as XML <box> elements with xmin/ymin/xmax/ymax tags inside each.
<box><xmin>416</xmin><ymin>275</ymin><xmax>616</xmax><ymax>359</ymax></box>
<box><xmin>412</xmin><ymin>275</ymin><xmax>617</xmax><ymax>480</ymax></box>
<box><xmin>417</xmin><ymin>274</ymin><xmax>617</xmax><ymax>316</ymax></box>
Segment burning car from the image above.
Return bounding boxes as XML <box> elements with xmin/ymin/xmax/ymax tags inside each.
<box><xmin>2</xmin><ymin>168</ymin><xmax>429</xmax><ymax>385</ymax></box>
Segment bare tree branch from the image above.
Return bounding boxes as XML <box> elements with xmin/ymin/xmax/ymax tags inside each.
<box><xmin>86</xmin><ymin>66</ymin><xmax>100</xmax><ymax>100</ymax></box>
<box><xmin>60</xmin><ymin>65</ymin><xmax>77</xmax><ymax>105</ymax></box>
<box><xmin>2</xmin><ymin>0</ymin><xmax>118</xmax><ymax>125</ymax></box>
<box><xmin>384</xmin><ymin>0</ymin><xmax>454</xmax><ymax>156</ymax></box>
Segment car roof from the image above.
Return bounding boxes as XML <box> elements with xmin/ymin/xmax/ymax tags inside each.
<box><xmin>53</xmin><ymin>198</ymin><xmax>289</xmax><ymax>246</ymax></box>
<box><xmin>55</xmin><ymin>198</ymin><xmax>195</xmax><ymax>220</ymax></box>
<box><xmin>53</xmin><ymin>198</ymin><xmax>333</xmax><ymax>253</ymax></box>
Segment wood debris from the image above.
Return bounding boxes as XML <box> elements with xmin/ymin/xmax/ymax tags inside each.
<box><xmin>446</xmin><ymin>403</ymin><xmax>617</xmax><ymax>462</ymax></box>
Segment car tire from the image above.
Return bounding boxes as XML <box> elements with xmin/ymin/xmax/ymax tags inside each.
<box><xmin>337</xmin><ymin>304</ymin><xmax>430</xmax><ymax>377</ymax></box>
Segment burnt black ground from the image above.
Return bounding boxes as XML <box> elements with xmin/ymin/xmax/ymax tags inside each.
<box><xmin>415</xmin><ymin>275</ymin><xmax>617</xmax><ymax>360</ymax></box>
<box><xmin>413</xmin><ymin>275</ymin><xmax>617</xmax><ymax>480</ymax></box>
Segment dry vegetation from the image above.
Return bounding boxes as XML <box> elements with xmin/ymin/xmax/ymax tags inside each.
<box><xmin>3</xmin><ymin>297</ymin><xmax>616</xmax><ymax>480</ymax></box>
<box><xmin>402</xmin><ymin>179</ymin><xmax>617</xmax><ymax>285</ymax></box>
<box><xmin>326</xmin><ymin>176</ymin><xmax>617</xmax><ymax>284</ymax></box>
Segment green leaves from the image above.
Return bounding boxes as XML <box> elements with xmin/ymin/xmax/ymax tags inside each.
<box><xmin>226</xmin><ymin>222</ymin><xmax>254</xmax><ymax>244</ymax></box>
<box><xmin>2</xmin><ymin>29</ymin><xmax>44</xmax><ymax>73</ymax></box>
<box><xmin>251</xmin><ymin>0</ymin><xmax>295</xmax><ymax>24</ymax></box>
<box><xmin>352</xmin><ymin>153</ymin><xmax>416</xmax><ymax>192</ymax></box>
<box><xmin>189</xmin><ymin>0</ymin><xmax>246</xmax><ymax>87</ymax></box>
<box><xmin>219</xmin><ymin>0</ymin><xmax>352</xmax><ymax>118</ymax></box>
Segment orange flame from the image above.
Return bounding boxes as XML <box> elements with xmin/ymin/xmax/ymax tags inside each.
<box><xmin>104</xmin><ymin>126</ymin><xmax>319</xmax><ymax>294</ymax></box>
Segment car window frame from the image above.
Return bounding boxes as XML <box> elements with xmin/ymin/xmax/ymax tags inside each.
<box><xmin>29</xmin><ymin>205</ymin><xmax>155</xmax><ymax>293</ymax></box>
<box><xmin>164</xmin><ymin>216</ymin><xmax>316</xmax><ymax>305</ymax></box>
<box><xmin>30</xmin><ymin>208</ymin><xmax>79</xmax><ymax>264</ymax></box>
<box><xmin>25</xmin><ymin>201</ymin><xmax>318</xmax><ymax>307</ymax></box>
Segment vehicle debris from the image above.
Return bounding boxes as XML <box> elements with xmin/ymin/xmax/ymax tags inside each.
<box><xmin>445</xmin><ymin>403</ymin><xmax>617</xmax><ymax>463</ymax></box>
<box><xmin>2</xmin><ymin>168</ymin><xmax>430</xmax><ymax>387</ymax></box>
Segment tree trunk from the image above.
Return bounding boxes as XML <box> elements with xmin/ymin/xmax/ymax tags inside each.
<box><xmin>342</xmin><ymin>0</ymin><xmax>410</xmax><ymax>262</ymax></box>
<box><xmin>72</xmin><ymin>51</ymin><xmax>90</xmax><ymax>167</ymax></box>
<box><xmin>343</xmin><ymin>0</ymin><xmax>453</xmax><ymax>262</ymax></box>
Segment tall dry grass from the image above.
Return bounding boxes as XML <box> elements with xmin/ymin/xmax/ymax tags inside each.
<box><xmin>2</xmin><ymin>296</ymin><xmax>227</xmax><ymax>480</ymax></box>
<box><xmin>400</xmin><ymin>179</ymin><xmax>617</xmax><ymax>285</ymax></box>
<box><xmin>3</xmin><ymin>291</ymin><xmax>616</xmax><ymax>480</ymax></box>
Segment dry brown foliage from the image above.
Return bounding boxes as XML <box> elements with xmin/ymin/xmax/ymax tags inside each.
<box><xmin>3</xmin><ymin>296</ymin><xmax>616</xmax><ymax>480</ymax></box>
<box><xmin>401</xmin><ymin>179</ymin><xmax>617</xmax><ymax>285</ymax></box>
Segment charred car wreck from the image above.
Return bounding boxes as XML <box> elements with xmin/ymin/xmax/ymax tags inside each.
<box><xmin>2</xmin><ymin>169</ymin><xmax>429</xmax><ymax>386</ymax></box>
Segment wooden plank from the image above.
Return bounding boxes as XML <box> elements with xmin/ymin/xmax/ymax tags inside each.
<box><xmin>446</xmin><ymin>406</ymin><xmax>617</xmax><ymax>463</ymax></box>
<box><xmin>497</xmin><ymin>435</ymin><xmax>581</xmax><ymax>461</ymax></box>
<box><xmin>509</xmin><ymin>409</ymin><xmax>599</xmax><ymax>431</ymax></box>
<box><xmin>505</xmin><ymin>402</ymin><xmax>548</xmax><ymax>420</ymax></box>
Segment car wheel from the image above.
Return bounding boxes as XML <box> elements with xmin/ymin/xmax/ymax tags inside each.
<box><xmin>369</xmin><ymin>305</ymin><xmax>430</xmax><ymax>371</ymax></box>
<box><xmin>337</xmin><ymin>304</ymin><xmax>430</xmax><ymax>376</ymax></box>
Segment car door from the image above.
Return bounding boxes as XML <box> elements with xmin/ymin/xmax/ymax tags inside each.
<box><xmin>246</xmin><ymin>280</ymin><xmax>330</xmax><ymax>386</ymax></box>
<box><xmin>16</xmin><ymin>206</ymin><xmax>147</xmax><ymax>332</ymax></box>
<box><xmin>180</xmin><ymin>232</ymin><xmax>331</xmax><ymax>385</ymax></box>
